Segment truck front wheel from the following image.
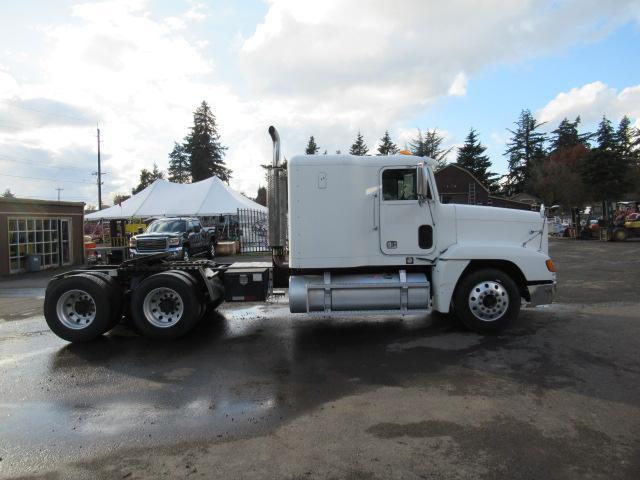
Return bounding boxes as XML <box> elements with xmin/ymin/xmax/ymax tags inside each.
<box><xmin>453</xmin><ymin>268</ymin><xmax>520</xmax><ymax>333</ymax></box>
<box><xmin>130</xmin><ymin>272</ymin><xmax>202</xmax><ymax>339</ymax></box>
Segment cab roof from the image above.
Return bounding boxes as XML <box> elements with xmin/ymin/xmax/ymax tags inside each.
<box><xmin>289</xmin><ymin>154</ymin><xmax>437</xmax><ymax>168</ymax></box>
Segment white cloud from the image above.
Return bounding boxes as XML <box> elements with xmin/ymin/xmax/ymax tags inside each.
<box><xmin>1</xmin><ymin>0</ymin><xmax>640</xmax><ymax>203</ymax></box>
<box><xmin>538</xmin><ymin>81</ymin><xmax>640</xmax><ymax>127</ymax></box>
<box><xmin>0</xmin><ymin>69</ymin><xmax>19</xmax><ymax>98</ymax></box>
<box><xmin>448</xmin><ymin>72</ymin><xmax>468</xmax><ymax>97</ymax></box>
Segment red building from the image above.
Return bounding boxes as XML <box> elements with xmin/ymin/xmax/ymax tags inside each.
<box><xmin>434</xmin><ymin>164</ymin><xmax>531</xmax><ymax>210</ymax></box>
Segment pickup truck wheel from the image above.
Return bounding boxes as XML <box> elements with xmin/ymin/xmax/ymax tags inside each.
<box><xmin>131</xmin><ymin>272</ymin><xmax>201</xmax><ymax>339</ymax></box>
<box><xmin>44</xmin><ymin>274</ymin><xmax>113</xmax><ymax>342</ymax></box>
<box><xmin>453</xmin><ymin>268</ymin><xmax>520</xmax><ymax>333</ymax></box>
<box><xmin>206</xmin><ymin>242</ymin><xmax>215</xmax><ymax>259</ymax></box>
<box><xmin>182</xmin><ymin>247</ymin><xmax>191</xmax><ymax>261</ymax></box>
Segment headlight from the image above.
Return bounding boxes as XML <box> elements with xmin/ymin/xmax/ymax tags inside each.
<box><xmin>168</xmin><ymin>237</ymin><xmax>181</xmax><ymax>246</ymax></box>
<box><xmin>129</xmin><ymin>237</ymin><xmax>137</xmax><ymax>247</ymax></box>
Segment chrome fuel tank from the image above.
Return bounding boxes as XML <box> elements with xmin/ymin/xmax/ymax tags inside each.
<box><xmin>289</xmin><ymin>271</ymin><xmax>430</xmax><ymax>313</ymax></box>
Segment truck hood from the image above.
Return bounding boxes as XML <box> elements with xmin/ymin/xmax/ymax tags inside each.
<box><xmin>454</xmin><ymin>204</ymin><xmax>547</xmax><ymax>254</ymax></box>
<box><xmin>135</xmin><ymin>232</ymin><xmax>183</xmax><ymax>239</ymax></box>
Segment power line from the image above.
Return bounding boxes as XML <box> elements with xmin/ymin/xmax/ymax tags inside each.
<box><xmin>0</xmin><ymin>99</ymin><xmax>92</xmax><ymax>123</ymax></box>
<box><xmin>0</xmin><ymin>172</ymin><xmax>94</xmax><ymax>184</ymax></box>
<box><xmin>0</xmin><ymin>154</ymin><xmax>92</xmax><ymax>172</ymax></box>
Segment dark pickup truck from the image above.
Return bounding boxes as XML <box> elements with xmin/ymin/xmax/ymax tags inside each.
<box><xmin>129</xmin><ymin>217</ymin><xmax>216</xmax><ymax>261</ymax></box>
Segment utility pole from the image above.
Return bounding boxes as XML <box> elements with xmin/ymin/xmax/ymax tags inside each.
<box><xmin>92</xmin><ymin>126</ymin><xmax>106</xmax><ymax>210</ymax></box>
<box><xmin>55</xmin><ymin>188</ymin><xmax>63</xmax><ymax>201</ymax></box>
<box><xmin>97</xmin><ymin>127</ymin><xmax>102</xmax><ymax>210</ymax></box>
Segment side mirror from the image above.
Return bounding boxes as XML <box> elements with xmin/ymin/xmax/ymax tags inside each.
<box><xmin>416</xmin><ymin>164</ymin><xmax>430</xmax><ymax>203</ymax></box>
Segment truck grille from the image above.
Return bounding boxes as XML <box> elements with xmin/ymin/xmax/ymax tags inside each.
<box><xmin>137</xmin><ymin>238</ymin><xmax>167</xmax><ymax>251</ymax></box>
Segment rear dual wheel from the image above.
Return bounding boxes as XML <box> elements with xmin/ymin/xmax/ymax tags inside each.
<box><xmin>44</xmin><ymin>274</ymin><xmax>115</xmax><ymax>342</ymax></box>
<box><xmin>130</xmin><ymin>272</ymin><xmax>203</xmax><ymax>339</ymax></box>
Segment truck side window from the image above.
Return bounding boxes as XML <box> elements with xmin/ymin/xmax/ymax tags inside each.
<box><xmin>382</xmin><ymin>169</ymin><xmax>417</xmax><ymax>201</ymax></box>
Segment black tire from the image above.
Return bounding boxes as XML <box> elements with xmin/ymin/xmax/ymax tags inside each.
<box><xmin>130</xmin><ymin>272</ymin><xmax>202</xmax><ymax>339</ymax></box>
<box><xmin>453</xmin><ymin>268</ymin><xmax>520</xmax><ymax>333</ymax></box>
<box><xmin>164</xmin><ymin>270</ymin><xmax>206</xmax><ymax>319</ymax></box>
<box><xmin>83</xmin><ymin>271</ymin><xmax>124</xmax><ymax>329</ymax></box>
<box><xmin>44</xmin><ymin>274</ymin><xmax>113</xmax><ymax>342</ymax></box>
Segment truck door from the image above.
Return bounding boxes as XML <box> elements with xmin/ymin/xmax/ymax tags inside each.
<box><xmin>188</xmin><ymin>220</ymin><xmax>204</xmax><ymax>251</ymax></box>
<box><xmin>379</xmin><ymin>166</ymin><xmax>434</xmax><ymax>256</ymax></box>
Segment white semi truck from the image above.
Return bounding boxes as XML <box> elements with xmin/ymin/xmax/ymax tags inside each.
<box><xmin>43</xmin><ymin>126</ymin><xmax>556</xmax><ymax>342</ymax></box>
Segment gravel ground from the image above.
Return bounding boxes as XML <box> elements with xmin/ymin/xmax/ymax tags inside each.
<box><xmin>0</xmin><ymin>239</ymin><xmax>639</xmax><ymax>479</ymax></box>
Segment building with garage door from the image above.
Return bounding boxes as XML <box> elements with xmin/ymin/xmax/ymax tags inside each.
<box><xmin>0</xmin><ymin>197</ymin><xmax>85</xmax><ymax>275</ymax></box>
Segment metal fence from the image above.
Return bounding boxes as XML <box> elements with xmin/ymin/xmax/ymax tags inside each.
<box><xmin>237</xmin><ymin>208</ymin><xmax>269</xmax><ymax>253</ymax></box>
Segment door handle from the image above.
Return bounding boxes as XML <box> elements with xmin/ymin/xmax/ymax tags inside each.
<box><xmin>373</xmin><ymin>193</ymin><xmax>378</xmax><ymax>231</ymax></box>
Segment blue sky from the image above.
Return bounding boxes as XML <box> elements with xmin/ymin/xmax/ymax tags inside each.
<box><xmin>0</xmin><ymin>0</ymin><xmax>639</xmax><ymax>204</ymax></box>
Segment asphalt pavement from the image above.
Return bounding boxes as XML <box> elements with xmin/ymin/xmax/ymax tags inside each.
<box><xmin>0</xmin><ymin>239</ymin><xmax>639</xmax><ymax>479</ymax></box>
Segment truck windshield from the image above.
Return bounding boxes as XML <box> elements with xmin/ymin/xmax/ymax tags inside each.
<box><xmin>146</xmin><ymin>220</ymin><xmax>187</xmax><ymax>233</ymax></box>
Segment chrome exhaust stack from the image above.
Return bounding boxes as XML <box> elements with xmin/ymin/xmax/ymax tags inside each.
<box><xmin>267</xmin><ymin>126</ymin><xmax>287</xmax><ymax>260</ymax></box>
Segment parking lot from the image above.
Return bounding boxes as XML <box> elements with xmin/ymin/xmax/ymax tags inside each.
<box><xmin>1</xmin><ymin>239</ymin><xmax>639</xmax><ymax>479</ymax></box>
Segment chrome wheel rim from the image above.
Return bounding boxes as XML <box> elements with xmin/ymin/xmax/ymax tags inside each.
<box><xmin>142</xmin><ymin>287</ymin><xmax>184</xmax><ymax>328</ymax></box>
<box><xmin>56</xmin><ymin>289</ymin><xmax>96</xmax><ymax>329</ymax></box>
<box><xmin>209</xmin><ymin>244</ymin><xmax>215</xmax><ymax>257</ymax></box>
<box><xmin>468</xmin><ymin>281</ymin><xmax>509</xmax><ymax>322</ymax></box>
<box><xmin>183</xmin><ymin>249</ymin><xmax>190</xmax><ymax>261</ymax></box>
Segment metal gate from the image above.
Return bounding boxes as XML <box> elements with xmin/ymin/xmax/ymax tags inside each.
<box><xmin>238</xmin><ymin>209</ymin><xmax>269</xmax><ymax>253</ymax></box>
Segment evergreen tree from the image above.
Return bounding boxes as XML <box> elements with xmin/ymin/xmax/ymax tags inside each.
<box><xmin>349</xmin><ymin>132</ymin><xmax>369</xmax><ymax>156</ymax></box>
<box><xmin>185</xmin><ymin>101</ymin><xmax>230</xmax><ymax>183</ymax></box>
<box><xmin>456</xmin><ymin>128</ymin><xmax>498</xmax><ymax>188</ymax></box>
<box><xmin>549</xmin><ymin>117</ymin><xmax>592</xmax><ymax>151</ymax></box>
<box><xmin>132</xmin><ymin>164</ymin><xmax>164</xmax><ymax>194</ymax></box>
<box><xmin>581</xmin><ymin>116</ymin><xmax>632</xmax><ymax>201</ymax></box>
<box><xmin>167</xmin><ymin>142</ymin><xmax>191</xmax><ymax>183</ymax></box>
<box><xmin>616</xmin><ymin>116</ymin><xmax>639</xmax><ymax>167</ymax></box>
<box><xmin>409</xmin><ymin>128</ymin><xmax>451</xmax><ymax>169</ymax></box>
<box><xmin>335</xmin><ymin>149</ymin><xmax>341</xmax><ymax>154</ymax></box>
<box><xmin>305</xmin><ymin>136</ymin><xmax>320</xmax><ymax>155</ymax></box>
<box><xmin>377</xmin><ymin>130</ymin><xmax>399</xmax><ymax>155</ymax></box>
<box><xmin>2</xmin><ymin>188</ymin><xmax>15</xmax><ymax>198</ymax></box>
<box><xmin>503</xmin><ymin>109</ymin><xmax>547</xmax><ymax>196</ymax></box>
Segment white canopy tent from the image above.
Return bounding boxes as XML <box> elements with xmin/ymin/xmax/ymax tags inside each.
<box><xmin>86</xmin><ymin>177</ymin><xmax>266</xmax><ymax>220</ymax></box>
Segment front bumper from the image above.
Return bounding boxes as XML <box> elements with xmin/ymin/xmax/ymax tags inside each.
<box><xmin>130</xmin><ymin>246</ymin><xmax>183</xmax><ymax>259</ymax></box>
<box><xmin>528</xmin><ymin>282</ymin><xmax>556</xmax><ymax>307</ymax></box>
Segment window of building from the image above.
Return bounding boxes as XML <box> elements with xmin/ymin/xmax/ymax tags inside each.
<box><xmin>382</xmin><ymin>168</ymin><xmax>417</xmax><ymax>201</ymax></box>
<box><xmin>8</xmin><ymin>217</ymin><xmax>71</xmax><ymax>273</ymax></box>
